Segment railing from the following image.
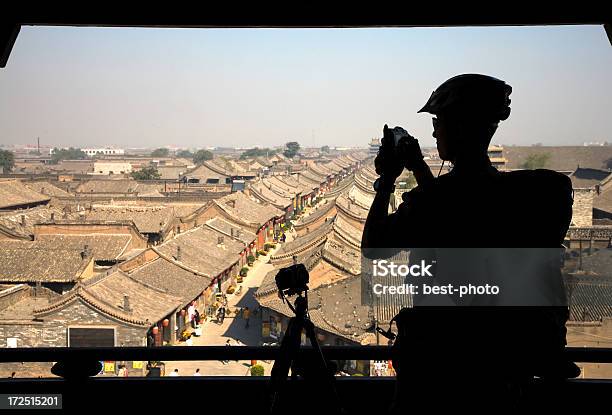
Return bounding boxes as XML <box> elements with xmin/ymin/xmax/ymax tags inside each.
<box><xmin>1</xmin><ymin>346</ymin><xmax>610</xmax><ymax>414</ymax></box>
<box><xmin>1</xmin><ymin>346</ymin><xmax>611</xmax><ymax>364</ymax></box>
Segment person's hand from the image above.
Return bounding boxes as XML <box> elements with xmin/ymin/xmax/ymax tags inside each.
<box><xmin>397</xmin><ymin>135</ymin><xmax>426</xmax><ymax>172</ymax></box>
<box><xmin>375</xmin><ymin>124</ymin><xmax>405</xmax><ymax>179</ymax></box>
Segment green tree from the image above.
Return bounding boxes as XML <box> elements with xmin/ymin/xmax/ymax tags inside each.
<box><xmin>521</xmin><ymin>153</ymin><xmax>551</xmax><ymax>169</ymax></box>
<box><xmin>239</xmin><ymin>147</ymin><xmax>277</xmax><ymax>160</ymax></box>
<box><xmin>50</xmin><ymin>147</ymin><xmax>87</xmax><ymax>164</ymax></box>
<box><xmin>250</xmin><ymin>364</ymin><xmax>265</xmax><ymax>376</ymax></box>
<box><xmin>131</xmin><ymin>166</ymin><xmax>161</xmax><ymax>180</ymax></box>
<box><xmin>320</xmin><ymin>145</ymin><xmax>330</xmax><ymax>153</ymax></box>
<box><xmin>151</xmin><ymin>148</ymin><xmax>170</xmax><ymax>157</ymax></box>
<box><xmin>283</xmin><ymin>141</ymin><xmax>301</xmax><ymax>158</ymax></box>
<box><xmin>193</xmin><ymin>149</ymin><xmax>214</xmax><ymax>165</ymax></box>
<box><xmin>176</xmin><ymin>150</ymin><xmax>194</xmax><ymax>158</ymax></box>
<box><xmin>0</xmin><ymin>150</ymin><xmax>15</xmax><ymax>172</ymax></box>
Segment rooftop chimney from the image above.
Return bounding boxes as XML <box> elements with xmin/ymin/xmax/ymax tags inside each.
<box><xmin>226</xmin><ymin>200</ymin><xmax>236</xmax><ymax>209</ymax></box>
<box><xmin>50</xmin><ymin>212</ymin><xmax>55</xmax><ymax>222</ymax></box>
<box><xmin>176</xmin><ymin>245</ymin><xmax>182</xmax><ymax>261</ymax></box>
<box><xmin>20</xmin><ymin>215</ymin><xmax>26</xmax><ymax>226</ymax></box>
<box><xmin>230</xmin><ymin>228</ymin><xmax>234</xmax><ymax>237</ymax></box>
<box><xmin>218</xmin><ymin>236</ymin><xmax>224</xmax><ymax>245</ymax></box>
<box><xmin>123</xmin><ymin>294</ymin><xmax>131</xmax><ymax>313</ymax></box>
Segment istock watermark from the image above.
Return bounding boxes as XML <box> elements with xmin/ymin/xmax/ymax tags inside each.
<box><xmin>361</xmin><ymin>247</ymin><xmax>569</xmax><ymax>307</ymax></box>
<box><xmin>372</xmin><ymin>259</ymin><xmax>435</xmax><ymax>277</ymax></box>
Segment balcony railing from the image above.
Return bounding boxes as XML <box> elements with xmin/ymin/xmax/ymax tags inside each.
<box><xmin>1</xmin><ymin>346</ymin><xmax>612</xmax><ymax>364</ymax></box>
<box><xmin>1</xmin><ymin>346</ymin><xmax>611</xmax><ymax>413</ymax></box>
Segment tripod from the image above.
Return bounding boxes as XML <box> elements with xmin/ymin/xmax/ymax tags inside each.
<box><xmin>269</xmin><ymin>291</ymin><xmax>344</xmax><ymax>415</ymax></box>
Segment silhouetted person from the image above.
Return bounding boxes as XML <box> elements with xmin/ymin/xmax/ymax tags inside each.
<box><xmin>362</xmin><ymin>74</ymin><xmax>579</xmax><ymax>414</ymax></box>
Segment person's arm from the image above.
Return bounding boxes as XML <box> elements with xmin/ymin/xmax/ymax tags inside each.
<box><xmin>411</xmin><ymin>158</ymin><xmax>435</xmax><ymax>187</ymax></box>
<box><xmin>362</xmin><ymin>129</ymin><xmax>433</xmax><ymax>249</ymax></box>
<box><xmin>362</xmin><ymin>181</ymin><xmax>398</xmax><ymax>249</ymax></box>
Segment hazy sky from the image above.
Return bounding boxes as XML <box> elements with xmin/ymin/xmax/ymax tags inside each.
<box><xmin>0</xmin><ymin>25</ymin><xmax>610</xmax><ymax>149</ymax></box>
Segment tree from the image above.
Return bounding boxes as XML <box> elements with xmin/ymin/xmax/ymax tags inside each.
<box><xmin>176</xmin><ymin>150</ymin><xmax>194</xmax><ymax>158</ymax></box>
<box><xmin>239</xmin><ymin>147</ymin><xmax>277</xmax><ymax>160</ymax></box>
<box><xmin>151</xmin><ymin>148</ymin><xmax>170</xmax><ymax>157</ymax></box>
<box><xmin>320</xmin><ymin>145</ymin><xmax>330</xmax><ymax>153</ymax></box>
<box><xmin>0</xmin><ymin>150</ymin><xmax>15</xmax><ymax>172</ymax></box>
<box><xmin>131</xmin><ymin>166</ymin><xmax>161</xmax><ymax>180</ymax></box>
<box><xmin>193</xmin><ymin>149</ymin><xmax>213</xmax><ymax>165</ymax></box>
<box><xmin>50</xmin><ymin>147</ymin><xmax>87</xmax><ymax>164</ymax></box>
<box><xmin>283</xmin><ymin>141</ymin><xmax>301</xmax><ymax>158</ymax></box>
<box><xmin>521</xmin><ymin>153</ymin><xmax>551</xmax><ymax>169</ymax></box>
<box><xmin>250</xmin><ymin>364</ymin><xmax>265</xmax><ymax>376</ymax></box>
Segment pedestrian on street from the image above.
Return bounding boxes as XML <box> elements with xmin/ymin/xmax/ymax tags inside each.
<box><xmin>193</xmin><ymin>368</ymin><xmax>201</xmax><ymax>376</ymax></box>
<box><xmin>221</xmin><ymin>339</ymin><xmax>231</xmax><ymax>365</ymax></box>
<box><xmin>243</xmin><ymin>306</ymin><xmax>250</xmax><ymax>329</ymax></box>
<box><xmin>194</xmin><ymin>308</ymin><xmax>201</xmax><ymax>327</ymax></box>
<box><xmin>217</xmin><ymin>306</ymin><xmax>225</xmax><ymax>324</ymax></box>
<box><xmin>188</xmin><ymin>303</ymin><xmax>196</xmax><ymax>329</ymax></box>
<box><xmin>169</xmin><ymin>368</ymin><xmax>179</xmax><ymax>377</ymax></box>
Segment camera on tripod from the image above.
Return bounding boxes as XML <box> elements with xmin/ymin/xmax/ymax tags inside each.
<box><xmin>275</xmin><ymin>263</ymin><xmax>309</xmax><ymax>297</ymax></box>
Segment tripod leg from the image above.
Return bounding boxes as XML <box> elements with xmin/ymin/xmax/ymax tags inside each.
<box><xmin>269</xmin><ymin>316</ymin><xmax>304</xmax><ymax>414</ymax></box>
<box><xmin>302</xmin><ymin>320</ymin><xmax>345</xmax><ymax>415</ymax></box>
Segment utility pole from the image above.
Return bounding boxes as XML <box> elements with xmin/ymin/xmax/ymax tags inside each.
<box><xmin>37</xmin><ymin>137</ymin><xmax>40</xmax><ymax>155</ymax></box>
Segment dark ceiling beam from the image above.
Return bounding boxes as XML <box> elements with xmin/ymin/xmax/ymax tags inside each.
<box><xmin>0</xmin><ymin>23</ymin><xmax>19</xmax><ymax>68</ymax></box>
<box><xmin>5</xmin><ymin>7</ymin><xmax>610</xmax><ymax>27</ymax></box>
<box><xmin>1</xmin><ymin>8</ymin><xmax>609</xmax><ymax>68</ymax></box>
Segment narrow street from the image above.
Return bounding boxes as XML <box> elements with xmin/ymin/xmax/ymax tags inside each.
<box><xmin>163</xmin><ymin>230</ymin><xmax>296</xmax><ymax>376</ymax></box>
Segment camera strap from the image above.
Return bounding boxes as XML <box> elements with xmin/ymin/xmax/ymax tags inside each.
<box><xmin>376</xmin><ymin>315</ymin><xmax>398</xmax><ymax>341</ymax></box>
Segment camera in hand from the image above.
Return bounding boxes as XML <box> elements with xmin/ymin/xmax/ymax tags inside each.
<box><xmin>275</xmin><ymin>263</ymin><xmax>309</xmax><ymax>296</ymax></box>
<box><xmin>383</xmin><ymin>125</ymin><xmax>409</xmax><ymax>148</ymax></box>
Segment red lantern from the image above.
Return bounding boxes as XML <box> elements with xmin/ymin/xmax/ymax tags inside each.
<box><xmin>152</xmin><ymin>326</ymin><xmax>159</xmax><ymax>335</ymax></box>
<box><xmin>162</xmin><ymin>319</ymin><xmax>169</xmax><ymax>327</ymax></box>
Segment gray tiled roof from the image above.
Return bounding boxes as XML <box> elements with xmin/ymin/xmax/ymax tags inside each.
<box><xmin>294</xmin><ymin>199</ymin><xmax>336</xmax><ymax>228</ymax></box>
<box><xmin>0</xmin><ymin>180</ymin><xmax>50</xmax><ymax>209</ymax></box>
<box><xmin>156</xmin><ymin>225</ymin><xmax>244</xmax><ymax>277</ymax></box>
<box><xmin>129</xmin><ymin>257</ymin><xmax>211</xmax><ymax>307</ymax></box>
<box><xmin>0</xmin><ymin>206</ymin><xmax>79</xmax><ymax>239</ymax></box>
<box><xmin>272</xmin><ymin>219</ymin><xmax>333</xmax><ymax>259</ymax></box>
<box><xmin>23</xmin><ymin>181</ymin><xmax>73</xmax><ymax>197</ymax></box>
<box><xmin>33</xmin><ymin>270</ymin><xmax>182</xmax><ymax>327</ymax></box>
<box><xmin>215</xmin><ymin>191</ymin><xmax>284</xmax><ymax>225</ymax></box>
<box><xmin>0</xmin><ymin>245</ymin><xmax>91</xmax><ymax>283</ymax></box>
<box><xmin>85</xmin><ymin>205</ymin><xmax>176</xmax><ymax>234</ymax></box>
<box><xmin>81</xmin><ymin>270</ymin><xmax>181</xmax><ymax>324</ymax></box>
<box><xmin>34</xmin><ymin>234</ymin><xmax>132</xmax><ymax>261</ymax></box>
<box><xmin>257</xmin><ymin>275</ymin><xmax>373</xmax><ymax>344</ymax></box>
<box><xmin>335</xmin><ymin>193</ymin><xmax>369</xmax><ymax>222</ymax></box>
<box><xmin>205</xmin><ymin>217</ymin><xmax>257</xmax><ymax>245</ymax></box>
<box><xmin>249</xmin><ymin>181</ymin><xmax>292</xmax><ymax>209</ymax></box>
<box><xmin>503</xmin><ymin>146</ymin><xmax>612</xmax><ymax>171</ymax></box>
<box><xmin>570</xmin><ymin>168</ymin><xmax>612</xmax><ymax>188</ymax></box>
<box><xmin>566</xmin><ymin>274</ymin><xmax>612</xmax><ymax>321</ymax></box>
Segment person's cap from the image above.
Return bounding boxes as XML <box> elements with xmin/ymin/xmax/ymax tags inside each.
<box><xmin>418</xmin><ymin>73</ymin><xmax>512</xmax><ymax>121</ymax></box>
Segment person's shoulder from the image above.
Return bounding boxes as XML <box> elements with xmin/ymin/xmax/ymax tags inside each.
<box><xmin>504</xmin><ymin>168</ymin><xmax>570</xmax><ymax>183</ymax></box>
<box><xmin>502</xmin><ymin>169</ymin><xmax>572</xmax><ymax>189</ymax></box>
